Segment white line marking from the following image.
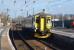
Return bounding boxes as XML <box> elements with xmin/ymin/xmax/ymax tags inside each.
<box><xmin>7</xmin><ymin>28</ymin><xmax>15</xmax><ymax>50</ymax></box>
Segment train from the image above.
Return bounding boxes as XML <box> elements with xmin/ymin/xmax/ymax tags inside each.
<box><xmin>33</xmin><ymin>14</ymin><xmax>52</xmax><ymax>38</ymax></box>
<box><xmin>11</xmin><ymin>12</ymin><xmax>52</xmax><ymax>38</ymax></box>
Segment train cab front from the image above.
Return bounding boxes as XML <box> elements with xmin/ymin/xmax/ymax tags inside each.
<box><xmin>34</xmin><ymin>15</ymin><xmax>52</xmax><ymax>38</ymax></box>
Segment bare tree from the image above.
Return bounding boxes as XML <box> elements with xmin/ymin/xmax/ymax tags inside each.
<box><xmin>0</xmin><ymin>12</ymin><xmax>11</xmax><ymax>26</ymax></box>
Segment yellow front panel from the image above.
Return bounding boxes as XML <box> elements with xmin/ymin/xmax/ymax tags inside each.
<box><xmin>40</xmin><ymin>18</ymin><xmax>44</xmax><ymax>31</ymax></box>
<box><xmin>35</xmin><ymin>23</ymin><xmax>37</xmax><ymax>28</ymax></box>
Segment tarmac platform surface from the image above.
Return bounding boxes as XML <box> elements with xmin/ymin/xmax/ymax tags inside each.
<box><xmin>1</xmin><ymin>27</ymin><xmax>14</xmax><ymax>50</ymax></box>
<box><xmin>52</xmin><ymin>28</ymin><xmax>74</xmax><ymax>38</ymax></box>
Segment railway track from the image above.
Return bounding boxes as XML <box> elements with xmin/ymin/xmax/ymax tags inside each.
<box><xmin>10</xmin><ymin>30</ymin><xmax>34</xmax><ymax>50</ymax></box>
<box><xmin>37</xmin><ymin>40</ymin><xmax>60</xmax><ymax>50</ymax></box>
<box><xmin>9</xmin><ymin>29</ymin><xmax>61</xmax><ymax>50</ymax></box>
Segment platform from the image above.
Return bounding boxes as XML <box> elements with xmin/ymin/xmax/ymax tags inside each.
<box><xmin>1</xmin><ymin>27</ymin><xmax>15</xmax><ymax>50</ymax></box>
<box><xmin>51</xmin><ymin>28</ymin><xmax>74</xmax><ymax>38</ymax></box>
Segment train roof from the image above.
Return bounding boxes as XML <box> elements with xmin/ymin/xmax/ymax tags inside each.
<box><xmin>35</xmin><ymin>12</ymin><xmax>51</xmax><ymax>16</ymax></box>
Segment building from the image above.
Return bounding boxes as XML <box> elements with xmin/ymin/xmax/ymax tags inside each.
<box><xmin>0</xmin><ymin>16</ymin><xmax>3</xmax><ymax>27</ymax></box>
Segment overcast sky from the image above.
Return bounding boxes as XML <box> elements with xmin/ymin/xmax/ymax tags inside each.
<box><xmin>0</xmin><ymin>0</ymin><xmax>74</xmax><ymax>17</ymax></box>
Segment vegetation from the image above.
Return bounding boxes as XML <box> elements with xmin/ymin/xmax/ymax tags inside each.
<box><xmin>0</xmin><ymin>12</ymin><xmax>11</xmax><ymax>26</ymax></box>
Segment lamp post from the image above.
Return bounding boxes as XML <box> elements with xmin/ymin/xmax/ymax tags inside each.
<box><xmin>33</xmin><ymin>8</ymin><xmax>34</xmax><ymax>16</ymax></box>
<box><xmin>13</xmin><ymin>0</ymin><xmax>16</xmax><ymax>17</ymax></box>
<box><xmin>25</xmin><ymin>0</ymin><xmax>29</xmax><ymax>17</ymax></box>
<box><xmin>62</xmin><ymin>14</ymin><xmax>64</xmax><ymax>28</ymax></box>
<box><xmin>26</xmin><ymin>11</ymin><xmax>29</xmax><ymax>17</ymax></box>
<box><xmin>33</xmin><ymin>0</ymin><xmax>36</xmax><ymax>15</ymax></box>
<box><xmin>53</xmin><ymin>16</ymin><xmax>54</xmax><ymax>27</ymax></box>
<box><xmin>6</xmin><ymin>8</ymin><xmax>10</xmax><ymax>21</ymax></box>
<box><xmin>24</xmin><ymin>0</ymin><xmax>26</xmax><ymax>17</ymax></box>
<box><xmin>25</xmin><ymin>4</ymin><xmax>29</xmax><ymax>17</ymax></box>
<box><xmin>6</xmin><ymin>8</ymin><xmax>9</xmax><ymax>15</ymax></box>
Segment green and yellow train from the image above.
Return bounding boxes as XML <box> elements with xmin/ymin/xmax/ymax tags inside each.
<box><xmin>33</xmin><ymin>14</ymin><xmax>52</xmax><ymax>38</ymax></box>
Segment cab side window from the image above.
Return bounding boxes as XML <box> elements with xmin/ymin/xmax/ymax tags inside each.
<box><xmin>36</xmin><ymin>17</ymin><xmax>40</xmax><ymax>23</ymax></box>
<box><xmin>47</xmin><ymin>19</ymin><xmax>50</xmax><ymax>23</ymax></box>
